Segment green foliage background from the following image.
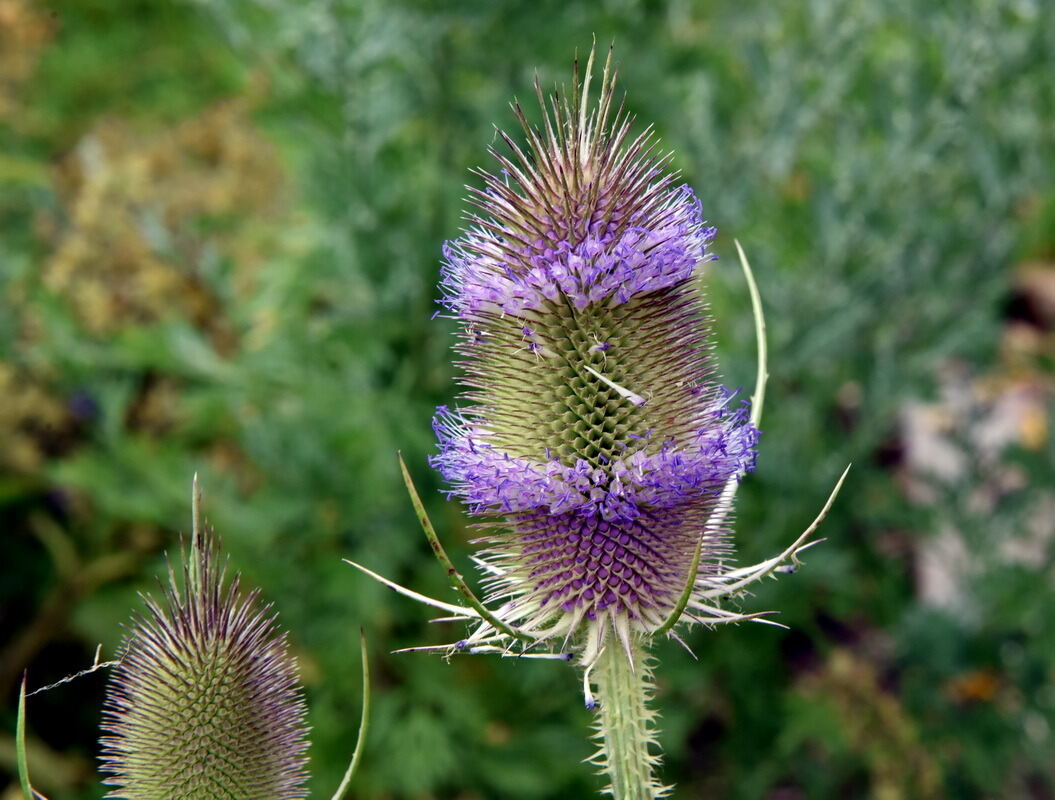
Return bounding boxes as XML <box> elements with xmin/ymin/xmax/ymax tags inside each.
<box><xmin>2</xmin><ymin>0</ymin><xmax>1054</xmax><ymax>797</ymax></box>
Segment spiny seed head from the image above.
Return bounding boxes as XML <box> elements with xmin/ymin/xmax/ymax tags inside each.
<box><xmin>432</xmin><ymin>47</ymin><xmax>759</xmax><ymax>661</ymax></box>
<box><xmin>99</xmin><ymin>510</ymin><xmax>309</xmax><ymax>799</ymax></box>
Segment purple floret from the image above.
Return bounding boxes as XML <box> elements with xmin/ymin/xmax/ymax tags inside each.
<box><xmin>439</xmin><ymin>185</ymin><xmax>716</xmax><ymax>318</ymax></box>
<box><xmin>431</xmin><ymin>400</ymin><xmax>757</xmax><ymax>524</ymax></box>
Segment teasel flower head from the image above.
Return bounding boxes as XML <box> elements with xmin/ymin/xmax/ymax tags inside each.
<box><xmin>99</xmin><ymin>479</ymin><xmax>310</xmax><ymax>799</ymax></box>
<box><xmin>430</xmin><ymin>47</ymin><xmax>762</xmax><ymax>668</ymax></box>
<box><xmin>349</xmin><ymin>45</ymin><xmax>848</xmax><ymax>799</ymax></box>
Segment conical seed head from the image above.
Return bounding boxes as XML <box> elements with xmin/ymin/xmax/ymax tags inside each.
<box><xmin>99</xmin><ymin>525</ymin><xmax>309</xmax><ymax>799</ymax></box>
<box><xmin>433</xmin><ymin>48</ymin><xmax>758</xmax><ymax>649</ymax></box>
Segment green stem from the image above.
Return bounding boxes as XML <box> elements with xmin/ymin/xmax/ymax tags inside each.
<box><xmin>594</xmin><ymin>639</ymin><xmax>664</xmax><ymax>800</ymax></box>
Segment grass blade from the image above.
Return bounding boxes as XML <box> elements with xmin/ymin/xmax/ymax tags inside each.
<box><xmin>16</xmin><ymin>676</ymin><xmax>34</xmax><ymax>800</ymax></box>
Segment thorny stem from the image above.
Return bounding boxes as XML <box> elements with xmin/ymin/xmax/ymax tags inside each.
<box><xmin>593</xmin><ymin>640</ymin><xmax>665</xmax><ymax>800</ymax></box>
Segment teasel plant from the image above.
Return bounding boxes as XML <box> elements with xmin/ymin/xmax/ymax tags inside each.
<box><xmin>15</xmin><ymin>477</ymin><xmax>370</xmax><ymax>800</ymax></box>
<box><xmin>347</xmin><ymin>45</ymin><xmax>849</xmax><ymax>799</ymax></box>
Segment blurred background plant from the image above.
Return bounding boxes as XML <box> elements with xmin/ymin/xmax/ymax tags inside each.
<box><xmin>1</xmin><ymin>0</ymin><xmax>1053</xmax><ymax>797</ymax></box>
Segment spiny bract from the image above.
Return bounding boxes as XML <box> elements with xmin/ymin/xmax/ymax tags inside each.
<box><xmin>99</xmin><ymin>502</ymin><xmax>309</xmax><ymax>800</ymax></box>
<box><xmin>431</xmin><ymin>47</ymin><xmax>758</xmax><ymax>668</ymax></box>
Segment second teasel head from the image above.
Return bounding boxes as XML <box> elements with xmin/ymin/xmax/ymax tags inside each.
<box><xmin>99</xmin><ymin>487</ymin><xmax>310</xmax><ymax>800</ymax></box>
